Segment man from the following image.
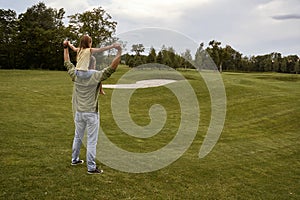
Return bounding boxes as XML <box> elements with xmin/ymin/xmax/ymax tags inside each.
<box><xmin>63</xmin><ymin>40</ymin><xmax>122</xmax><ymax>174</ymax></box>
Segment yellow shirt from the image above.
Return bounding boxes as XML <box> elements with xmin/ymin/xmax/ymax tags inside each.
<box><xmin>75</xmin><ymin>48</ymin><xmax>91</xmax><ymax>71</ymax></box>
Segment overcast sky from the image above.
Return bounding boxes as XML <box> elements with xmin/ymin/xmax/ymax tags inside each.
<box><xmin>1</xmin><ymin>0</ymin><xmax>299</xmax><ymax>56</ymax></box>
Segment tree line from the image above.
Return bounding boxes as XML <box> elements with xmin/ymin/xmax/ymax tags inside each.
<box><xmin>1</xmin><ymin>2</ymin><xmax>299</xmax><ymax>73</ymax></box>
<box><xmin>125</xmin><ymin>41</ymin><xmax>299</xmax><ymax>73</ymax></box>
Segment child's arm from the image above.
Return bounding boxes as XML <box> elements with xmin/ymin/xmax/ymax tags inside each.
<box><xmin>68</xmin><ymin>41</ymin><xmax>79</xmax><ymax>52</ymax></box>
<box><xmin>91</xmin><ymin>43</ymin><xmax>119</xmax><ymax>53</ymax></box>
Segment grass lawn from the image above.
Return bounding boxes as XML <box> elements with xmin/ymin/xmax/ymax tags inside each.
<box><xmin>0</xmin><ymin>67</ymin><xmax>299</xmax><ymax>199</ymax></box>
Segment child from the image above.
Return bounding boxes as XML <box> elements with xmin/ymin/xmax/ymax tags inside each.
<box><xmin>64</xmin><ymin>35</ymin><xmax>119</xmax><ymax>79</ymax></box>
<box><xmin>64</xmin><ymin>35</ymin><xmax>119</xmax><ymax>94</ymax></box>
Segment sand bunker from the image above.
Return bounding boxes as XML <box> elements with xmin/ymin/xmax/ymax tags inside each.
<box><xmin>102</xmin><ymin>79</ymin><xmax>177</xmax><ymax>89</ymax></box>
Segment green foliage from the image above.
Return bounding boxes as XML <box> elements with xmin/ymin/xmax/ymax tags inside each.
<box><xmin>194</xmin><ymin>42</ymin><xmax>205</xmax><ymax>70</ymax></box>
<box><xmin>0</xmin><ymin>2</ymin><xmax>299</xmax><ymax>73</ymax></box>
<box><xmin>205</xmin><ymin>40</ymin><xmax>300</xmax><ymax>73</ymax></box>
<box><xmin>124</xmin><ymin>40</ymin><xmax>297</xmax><ymax>74</ymax></box>
<box><xmin>131</xmin><ymin>44</ymin><xmax>145</xmax><ymax>55</ymax></box>
<box><xmin>147</xmin><ymin>47</ymin><xmax>156</xmax><ymax>63</ymax></box>
<box><xmin>156</xmin><ymin>51</ymin><xmax>163</xmax><ymax>64</ymax></box>
<box><xmin>125</xmin><ymin>46</ymin><xmax>194</xmax><ymax>69</ymax></box>
<box><xmin>0</xmin><ymin>9</ymin><xmax>18</xmax><ymax>68</ymax></box>
<box><xmin>15</xmin><ymin>3</ymin><xmax>65</xmax><ymax>70</ymax></box>
<box><xmin>0</xmin><ymin>3</ymin><xmax>117</xmax><ymax>70</ymax></box>
<box><xmin>68</xmin><ymin>7</ymin><xmax>117</xmax><ymax>47</ymax></box>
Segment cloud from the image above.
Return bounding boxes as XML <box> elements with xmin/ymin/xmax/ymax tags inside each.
<box><xmin>212</xmin><ymin>0</ymin><xmax>300</xmax><ymax>55</ymax></box>
<box><xmin>256</xmin><ymin>0</ymin><xmax>300</xmax><ymax>20</ymax></box>
<box><xmin>272</xmin><ymin>14</ymin><xmax>300</xmax><ymax>20</ymax></box>
<box><xmin>45</xmin><ymin>0</ymin><xmax>90</xmax><ymax>15</ymax></box>
<box><xmin>1</xmin><ymin>0</ymin><xmax>299</xmax><ymax>55</ymax></box>
<box><xmin>107</xmin><ymin>0</ymin><xmax>300</xmax><ymax>56</ymax></box>
<box><xmin>103</xmin><ymin>0</ymin><xmax>211</xmax><ymax>21</ymax></box>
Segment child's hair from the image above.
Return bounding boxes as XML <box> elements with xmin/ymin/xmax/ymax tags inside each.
<box><xmin>77</xmin><ymin>35</ymin><xmax>92</xmax><ymax>62</ymax></box>
<box><xmin>79</xmin><ymin>35</ymin><xmax>92</xmax><ymax>49</ymax></box>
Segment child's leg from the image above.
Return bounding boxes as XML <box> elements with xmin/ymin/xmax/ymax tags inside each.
<box><xmin>87</xmin><ymin>70</ymin><xmax>97</xmax><ymax>76</ymax></box>
<box><xmin>99</xmin><ymin>82</ymin><xmax>105</xmax><ymax>95</ymax></box>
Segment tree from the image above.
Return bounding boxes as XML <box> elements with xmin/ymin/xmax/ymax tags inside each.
<box><xmin>147</xmin><ymin>47</ymin><xmax>156</xmax><ymax>63</ymax></box>
<box><xmin>160</xmin><ymin>46</ymin><xmax>176</xmax><ymax>68</ymax></box>
<box><xmin>182</xmin><ymin>49</ymin><xmax>193</xmax><ymax>69</ymax></box>
<box><xmin>295</xmin><ymin>59</ymin><xmax>300</xmax><ymax>74</ymax></box>
<box><xmin>285</xmin><ymin>55</ymin><xmax>299</xmax><ymax>73</ymax></box>
<box><xmin>131</xmin><ymin>44</ymin><xmax>145</xmax><ymax>56</ymax></box>
<box><xmin>0</xmin><ymin>9</ymin><xmax>18</xmax><ymax>68</ymax></box>
<box><xmin>221</xmin><ymin>45</ymin><xmax>243</xmax><ymax>71</ymax></box>
<box><xmin>281</xmin><ymin>58</ymin><xmax>287</xmax><ymax>73</ymax></box>
<box><xmin>156</xmin><ymin>51</ymin><xmax>163</xmax><ymax>64</ymax></box>
<box><xmin>271</xmin><ymin>52</ymin><xmax>282</xmax><ymax>72</ymax></box>
<box><xmin>17</xmin><ymin>2</ymin><xmax>66</xmax><ymax>69</ymax></box>
<box><xmin>123</xmin><ymin>54</ymin><xmax>135</xmax><ymax>67</ymax></box>
<box><xmin>207</xmin><ymin>40</ymin><xmax>224</xmax><ymax>72</ymax></box>
<box><xmin>195</xmin><ymin>43</ymin><xmax>205</xmax><ymax>70</ymax></box>
<box><xmin>166</xmin><ymin>47</ymin><xmax>176</xmax><ymax>68</ymax></box>
<box><xmin>68</xmin><ymin>7</ymin><xmax>117</xmax><ymax>47</ymax></box>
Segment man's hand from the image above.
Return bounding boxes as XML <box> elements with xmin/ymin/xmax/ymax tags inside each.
<box><xmin>110</xmin><ymin>44</ymin><xmax>122</xmax><ymax>70</ymax></box>
<box><xmin>63</xmin><ymin>40</ymin><xmax>69</xmax><ymax>48</ymax></box>
<box><xmin>116</xmin><ymin>45</ymin><xmax>122</xmax><ymax>51</ymax></box>
<box><xmin>112</xmin><ymin>43</ymin><xmax>121</xmax><ymax>49</ymax></box>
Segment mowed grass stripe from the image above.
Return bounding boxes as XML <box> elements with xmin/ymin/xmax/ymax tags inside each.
<box><xmin>0</xmin><ymin>69</ymin><xmax>299</xmax><ymax>199</ymax></box>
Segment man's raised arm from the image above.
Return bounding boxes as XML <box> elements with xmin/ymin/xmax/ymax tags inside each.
<box><xmin>110</xmin><ymin>45</ymin><xmax>122</xmax><ymax>70</ymax></box>
<box><xmin>63</xmin><ymin>41</ymin><xmax>76</xmax><ymax>81</ymax></box>
<box><xmin>99</xmin><ymin>45</ymin><xmax>122</xmax><ymax>82</ymax></box>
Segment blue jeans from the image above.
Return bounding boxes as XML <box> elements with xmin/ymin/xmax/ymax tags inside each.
<box><xmin>72</xmin><ymin>111</ymin><xmax>99</xmax><ymax>171</ymax></box>
<box><xmin>75</xmin><ymin>70</ymin><xmax>97</xmax><ymax>79</ymax></box>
